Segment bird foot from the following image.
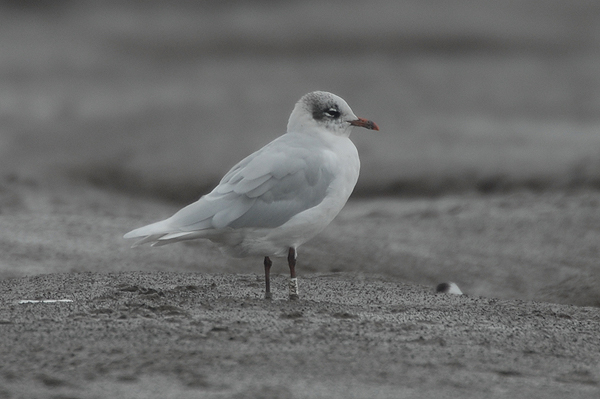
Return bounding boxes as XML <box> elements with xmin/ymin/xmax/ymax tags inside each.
<box><xmin>264</xmin><ymin>292</ymin><xmax>273</xmax><ymax>300</ymax></box>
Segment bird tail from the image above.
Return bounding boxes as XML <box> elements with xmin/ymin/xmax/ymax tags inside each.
<box><xmin>123</xmin><ymin>219</ymin><xmax>172</xmax><ymax>247</ymax></box>
<box><xmin>123</xmin><ymin>220</ymin><xmax>207</xmax><ymax>247</ymax></box>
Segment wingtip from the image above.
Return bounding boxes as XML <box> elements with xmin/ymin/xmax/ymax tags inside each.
<box><xmin>123</xmin><ymin>232</ymin><xmax>166</xmax><ymax>248</ymax></box>
<box><xmin>123</xmin><ymin>230</ymin><xmax>138</xmax><ymax>239</ymax></box>
<box><xmin>123</xmin><ymin>233</ymin><xmax>143</xmax><ymax>248</ymax></box>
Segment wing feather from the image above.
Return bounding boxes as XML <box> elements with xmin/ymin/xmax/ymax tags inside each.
<box><xmin>124</xmin><ymin>132</ymin><xmax>337</xmax><ymax>240</ymax></box>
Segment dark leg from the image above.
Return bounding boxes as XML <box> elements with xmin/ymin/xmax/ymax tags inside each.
<box><xmin>287</xmin><ymin>247</ymin><xmax>297</xmax><ymax>278</ymax></box>
<box><xmin>288</xmin><ymin>247</ymin><xmax>299</xmax><ymax>300</ymax></box>
<box><xmin>264</xmin><ymin>256</ymin><xmax>272</xmax><ymax>300</ymax></box>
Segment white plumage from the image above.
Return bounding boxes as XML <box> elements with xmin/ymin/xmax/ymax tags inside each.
<box><xmin>124</xmin><ymin>91</ymin><xmax>378</xmax><ymax>299</ymax></box>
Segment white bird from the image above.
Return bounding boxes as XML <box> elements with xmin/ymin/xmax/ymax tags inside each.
<box><xmin>124</xmin><ymin>91</ymin><xmax>379</xmax><ymax>299</ymax></box>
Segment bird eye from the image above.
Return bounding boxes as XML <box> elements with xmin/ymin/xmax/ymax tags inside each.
<box><xmin>324</xmin><ymin>108</ymin><xmax>340</xmax><ymax>118</ymax></box>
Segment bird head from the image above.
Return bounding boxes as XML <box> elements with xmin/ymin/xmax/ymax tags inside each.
<box><xmin>287</xmin><ymin>91</ymin><xmax>379</xmax><ymax>137</ymax></box>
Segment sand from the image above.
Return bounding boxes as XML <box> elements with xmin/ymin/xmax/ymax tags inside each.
<box><xmin>1</xmin><ymin>271</ymin><xmax>599</xmax><ymax>399</ymax></box>
<box><xmin>1</xmin><ymin>179</ymin><xmax>600</xmax><ymax>398</ymax></box>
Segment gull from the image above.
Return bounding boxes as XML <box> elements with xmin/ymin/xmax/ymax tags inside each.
<box><xmin>124</xmin><ymin>91</ymin><xmax>379</xmax><ymax>299</ymax></box>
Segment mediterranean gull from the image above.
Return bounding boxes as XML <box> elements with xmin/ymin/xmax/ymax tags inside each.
<box><xmin>124</xmin><ymin>91</ymin><xmax>379</xmax><ymax>299</ymax></box>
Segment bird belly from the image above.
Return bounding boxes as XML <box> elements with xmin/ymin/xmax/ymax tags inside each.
<box><xmin>206</xmin><ymin>195</ymin><xmax>344</xmax><ymax>258</ymax></box>
<box><xmin>207</xmin><ymin>215</ymin><xmax>327</xmax><ymax>258</ymax></box>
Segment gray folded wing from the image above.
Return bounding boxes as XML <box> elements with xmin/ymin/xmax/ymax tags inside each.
<box><xmin>171</xmin><ymin>134</ymin><xmax>334</xmax><ymax>231</ymax></box>
<box><xmin>126</xmin><ymin>133</ymin><xmax>336</xmax><ymax>240</ymax></box>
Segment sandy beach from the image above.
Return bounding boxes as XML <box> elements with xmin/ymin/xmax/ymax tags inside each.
<box><xmin>2</xmin><ymin>270</ymin><xmax>600</xmax><ymax>398</ymax></box>
<box><xmin>1</xmin><ymin>177</ymin><xmax>600</xmax><ymax>398</ymax></box>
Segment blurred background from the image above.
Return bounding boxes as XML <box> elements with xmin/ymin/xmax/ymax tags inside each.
<box><xmin>1</xmin><ymin>0</ymin><xmax>599</xmax><ymax>199</ymax></box>
<box><xmin>1</xmin><ymin>0</ymin><xmax>600</xmax><ymax>306</ymax></box>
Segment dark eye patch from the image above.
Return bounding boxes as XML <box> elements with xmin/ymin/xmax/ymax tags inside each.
<box><xmin>324</xmin><ymin>107</ymin><xmax>340</xmax><ymax>119</ymax></box>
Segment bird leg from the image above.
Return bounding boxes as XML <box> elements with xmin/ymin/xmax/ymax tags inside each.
<box><xmin>264</xmin><ymin>256</ymin><xmax>272</xmax><ymax>300</ymax></box>
<box><xmin>288</xmin><ymin>247</ymin><xmax>299</xmax><ymax>300</ymax></box>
